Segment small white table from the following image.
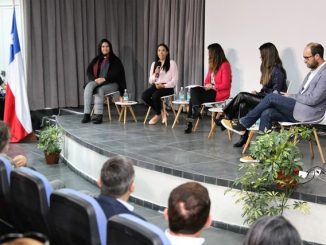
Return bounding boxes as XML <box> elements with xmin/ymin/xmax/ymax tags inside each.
<box><xmin>171</xmin><ymin>100</ymin><xmax>189</xmax><ymax>128</ymax></box>
<box><xmin>115</xmin><ymin>101</ymin><xmax>138</xmax><ymax>124</ymax></box>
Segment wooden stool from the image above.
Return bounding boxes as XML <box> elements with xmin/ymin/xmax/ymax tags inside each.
<box><xmin>115</xmin><ymin>101</ymin><xmax>138</xmax><ymax>124</ymax></box>
<box><xmin>91</xmin><ymin>91</ymin><xmax>121</xmax><ymax>121</ymax></box>
<box><xmin>171</xmin><ymin>100</ymin><xmax>189</xmax><ymax>128</ymax></box>
<box><xmin>143</xmin><ymin>94</ymin><xmax>176</xmax><ymax>126</ymax></box>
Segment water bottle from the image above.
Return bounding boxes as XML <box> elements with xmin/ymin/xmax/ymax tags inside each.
<box><xmin>186</xmin><ymin>88</ymin><xmax>191</xmax><ymax>102</ymax></box>
<box><xmin>123</xmin><ymin>89</ymin><xmax>129</xmax><ymax>102</ymax></box>
<box><xmin>179</xmin><ymin>87</ymin><xmax>185</xmax><ymax>101</ymax></box>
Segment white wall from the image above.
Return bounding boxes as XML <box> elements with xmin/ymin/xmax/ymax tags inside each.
<box><xmin>205</xmin><ymin>0</ymin><xmax>326</xmax><ymax>95</ymax></box>
<box><xmin>0</xmin><ymin>0</ymin><xmax>24</xmax><ymax>80</ymax></box>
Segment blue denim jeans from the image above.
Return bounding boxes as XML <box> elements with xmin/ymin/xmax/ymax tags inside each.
<box><xmin>240</xmin><ymin>93</ymin><xmax>297</xmax><ymax>131</ymax></box>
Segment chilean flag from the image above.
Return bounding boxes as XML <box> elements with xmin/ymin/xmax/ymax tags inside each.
<box><xmin>4</xmin><ymin>9</ymin><xmax>32</xmax><ymax>142</ymax></box>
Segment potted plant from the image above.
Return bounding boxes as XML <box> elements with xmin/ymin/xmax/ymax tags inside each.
<box><xmin>228</xmin><ymin>127</ymin><xmax>311</xmax><ymax>225</ymax></box>
<box><xmin>38</xmin><ymin>125</ymin><xmax>63</xmax><ymax>165</ymax></box>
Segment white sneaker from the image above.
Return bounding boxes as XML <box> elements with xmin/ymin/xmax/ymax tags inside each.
<box><xmin>240</xmin><ymin>155</ymin><xmax>259</xmax><ymax>163</ymax></box>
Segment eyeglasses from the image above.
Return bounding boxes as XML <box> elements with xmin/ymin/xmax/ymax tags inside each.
<box><xmin>303</xmin><ymin>55</ymin><xmax>314</xmax><ymax>60</ymax></box>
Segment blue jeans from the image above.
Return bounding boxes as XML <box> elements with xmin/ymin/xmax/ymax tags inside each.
<box><xmin>240</xmin><ymin>93</ymin><xmax>297</xmax><ymax>131</ymax></box>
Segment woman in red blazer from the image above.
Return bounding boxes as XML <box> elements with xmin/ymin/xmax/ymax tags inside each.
<box><xmin>185</xmin><ymin>43</ymin><xmax>232</xmax><ymax>133</ymax></box>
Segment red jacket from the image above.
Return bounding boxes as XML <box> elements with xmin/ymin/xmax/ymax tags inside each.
<box><xmin>204</xmin><ymin>62</ymin><xmax>232</xmax><ymax>102</ymax></box>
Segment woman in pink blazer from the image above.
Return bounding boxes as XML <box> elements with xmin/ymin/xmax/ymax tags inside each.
<box><xmin>185</xmin><ymin>43</ymin><xmax>232</xmax><ymax>133</ymax></box>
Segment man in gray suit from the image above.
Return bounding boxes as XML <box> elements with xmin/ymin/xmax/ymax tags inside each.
<box><xmin>222</xmin><ymin>42</ymin><xmax>326</xmax><ymax>134</ymax></box>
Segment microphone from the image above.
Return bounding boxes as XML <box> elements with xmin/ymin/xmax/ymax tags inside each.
<box><xmin>155</xmin><ymin>61</ymin><xmax>161</xmax><ymax>78</ymax></box>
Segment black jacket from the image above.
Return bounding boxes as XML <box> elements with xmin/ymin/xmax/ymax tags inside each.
<box><xmin>95</xmin><ymin>194</ymin><xmax>145</xmax><ymax>221</ymax></box>
<box><xmin>84</xmin><ymin>55</ymin><xmax>126</xmax><ymax>96</ymax></box>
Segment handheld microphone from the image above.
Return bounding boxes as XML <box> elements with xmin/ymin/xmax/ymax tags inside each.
<box><xmin>155</xmin><ymin>61</ymin><xmax>161</xmax><ymax>78</ymax></box>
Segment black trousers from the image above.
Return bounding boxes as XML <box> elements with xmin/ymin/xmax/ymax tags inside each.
<box><xmin>223</xmin><ymin>92</ymin><xmax>264</xmax><ymax>120</ymax></box>
<box><xmin>187</xmin><ymin>87</ymin><xmax>216</xmax><ymax>118</ymax></box>
<box><xmin>142</xmin><ymin>85</ymin><xmax>174</xmax><ymax>115</ymax></box>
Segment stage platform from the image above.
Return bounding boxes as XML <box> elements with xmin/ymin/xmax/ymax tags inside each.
<box><xmin>58</xmin><ymin>105</ymin><xmax>326</xmax><ymax>244</ymax></box>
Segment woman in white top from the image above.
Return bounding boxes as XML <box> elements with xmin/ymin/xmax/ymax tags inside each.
<box><xmin>142</xmin><ymin>44</ymin><xmax>178</xmax><ymax>125</ymax></box>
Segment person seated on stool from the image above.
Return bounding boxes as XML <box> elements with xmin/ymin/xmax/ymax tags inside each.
<box><xmin>164</xmin><ymin>182</ymin><xmax>212</xmax><ymax>245</ymax></box>
<box><xmin>222</xmin><ymin>42</ymin><xmax>287</xmax><ymax>147</ymax></box>
<box><xmin>184</xmin><ymin>43</ymin><xmax>231</xmax><ymax>134</ymax></box>
<box><xmin>142</xmin><ymin>43</ymin><xmax>178</xmax><ymax>125</ymax></box>
<box><xmin>0</xmin><ymin>121</ymin><xmax>64</xmax><ymax>189</ymax></box>
<box><xmin>81</xmin><ymin>38</ymin><xmax>126</xmax><ymax>124</ymax></box>
<box><xmin>95</xmin><ymin>155</ymin><xmax>145</xmax><ymax>220</ymax></box>
<box><xmin>222</xmin><ymin>42</ymin><xmax>326</xmax><ymax>140</ymax></box>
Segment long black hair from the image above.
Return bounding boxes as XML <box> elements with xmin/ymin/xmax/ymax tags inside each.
<box><xmin>97</xmin><ymin>38</ymin><xmax>116</xmax><ymax>62</ymax></box>
<box><xmin>154</xmin><ymin>43</ymin><xmax>171</xmax><ymax>73</ymax></box>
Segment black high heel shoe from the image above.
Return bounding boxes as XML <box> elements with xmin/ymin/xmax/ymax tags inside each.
<box><xmin>184</xmin><ymin>122</ymin><xmax>193</xmax><ymax>134</ymax></box>
<box><xmin>233</xmin><ymin>130</ymin><xmax>249</xmax><ymax>147</ymax></box>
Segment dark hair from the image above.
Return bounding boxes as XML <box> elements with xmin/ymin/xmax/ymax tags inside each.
<box><xmin>168</xmin><ymin>182</ymin><xmax>211</xmax><ymax>235</ymax></box>
<box><xmin>307</xmin><ymin>42</ymin><xmax>324</xmax><ymax>58</ymax></box>
<box><xmin>207</xmin><ymin>43</ymin><xmax>228</xmax><ymax>74</ymax></box>
<box><xmin>0</xmin><ymin>121</ymin><xmax>10</xmax><ymax>152</ymax></box>
<box><xmin>259</xmin><ymin>42</ymin><xmax>287</xmax><ymax>86</ymax></box>
<box><xmin>154</xmin><ymin>43</ymin><xmax>171</xmax><ymax>72</ymax></box>
<box><xmin>97</xmin><ymin>38</ymin><xmax>116</xmax><ymax>62</ymax></box>
<box><xmin>100</xmin><ymin>156</ymin><xmax>135</xmax><ymax>198</ymax></box>
<box><xmin>243</xmin><ymin>216</ymin><xmax>303</xmax><ymax>245</ymax></box>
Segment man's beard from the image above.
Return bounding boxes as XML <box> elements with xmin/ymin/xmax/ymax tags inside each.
<box><xmin>307</xmin><ymin>60</ymin><xmax>319</xmax><ymax>69</ymax></box>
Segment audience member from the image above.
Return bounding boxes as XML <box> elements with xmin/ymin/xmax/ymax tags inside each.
<box><xmin>243</xmin><ymin>215</ymin><xmax>303</xmax><ymax>245</ymax></box>
<box><xmin>0</xmin><ymin>121</ymin><xmax>64</xmax><ymax>189</ymax></box>
<box><xmin>223</xmin><ymin>42</ymin><xmax>287</xmax><ymax>147</ymax></box>
<box><xmin>142</xmin><ymin>43</ymin><xmax>178</xmax><ymax>125</ymax></box>
<box><xmin>0</xmin><ymin>232</ymin><xmax>49</xmax><ymax>245</ymax></box>
<box><xmin>0</xmin><ymin>121</ymin><xmax>28</xmax><ymax>167</ymax></box>
<box><xmin>222</xmin><ymin>42</ymin><xmax>326</xmax><ymax>136</ymax></box>
<box><xmin>95</xmin><ymin>156</ymin><xmax>144</xmax><ymax>220</ymax></box>
<box><xmin>164</xmin><ymin>182</ymin><xmax>211</xmax><ymax>245</ymax></box>
<box><xmin>184</xmin><ymin>43</ymin><xmax>232</xmax><ymax>134</ymax></box>
<box><xmin>81</xmin><ymin>38</ymin><xmax>126</xmax><ymax>124</ymax></box>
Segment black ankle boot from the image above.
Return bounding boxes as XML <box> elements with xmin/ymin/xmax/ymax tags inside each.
<box><xmin>81</xmin><ymin>114</ymin><xmax>91</xmax><ymax>123</ymax></box>
<box><xmin>93</xmin><ymin>114</ymin><xmax>103</xmax><ymax>124</ymax></box>
<box><xmin>233</xmin><ymin>130</ymin><xmax>249</xmax><ymax>147</ymax></box>
<box><xmin>184</xmin><ymin>122</ymin><xmax>193</xmax><ymax>134</ymax></box>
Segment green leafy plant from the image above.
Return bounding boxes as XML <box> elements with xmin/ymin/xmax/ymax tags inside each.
<box><xmin>38</xmin><ymin>125</ymin><xmax>63</xmax><ymax>155</ymax></box>
<box><xmin>228</xmin><ymin>128</ymin><xmax>312</xmax><ymax>225</ymax></box>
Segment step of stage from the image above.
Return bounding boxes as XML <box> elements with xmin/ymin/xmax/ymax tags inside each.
<box><xmin>58</xmin><ymin>110</ymin><xmax>326</xmax><ymax>245</ymax></box>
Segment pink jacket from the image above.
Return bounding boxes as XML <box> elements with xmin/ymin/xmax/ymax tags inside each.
<box><xmin>148</xmin><ymin>60</ymin><xmax>178</xmax><ymax>88</ymax></box>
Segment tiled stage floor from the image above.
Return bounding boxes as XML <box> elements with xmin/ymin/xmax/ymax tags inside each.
<box><xmin>8</xmin><ymin>105</ymin><xmax>326</xmax><ymax>244</ymax></box>
<box><xmin>58</xmin><ymin>105</ymin><xmax>326</xmax><ymax>203</ymax></box>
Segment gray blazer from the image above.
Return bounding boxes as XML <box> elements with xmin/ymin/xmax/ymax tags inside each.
<box><xmin>290</xmin><ymin>63</ymin><xmax>326</xmax><ymax>122</ymax></box>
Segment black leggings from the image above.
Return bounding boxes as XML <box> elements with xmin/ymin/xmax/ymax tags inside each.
<box><xmin>223</xmin><ymin>92</ymin><xmax>264</xmax><ymax>120</ymax></box>
<box><xmin>142</xmin><ymin>85</ymin><xmax>174</xmax><ymax>115</ymax></box>
<box><xmin>187</xmin><ymin>87</ymin><xmax>216</xmax><ymax>118</ymax></box>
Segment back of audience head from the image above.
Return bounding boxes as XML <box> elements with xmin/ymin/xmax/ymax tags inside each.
<box><xmin>98</xmin><ymin>156</ymin><xmax>135</xmax><ymax>198</ymax></box>
<box><xmin>243</xmin><ymin>215</ymin><xmax>303</xmax><ymax>245</ymax></box>
<box><xmin>0</xmin><ymin>121</ymin><xmax>10</xmax><ymax>153</ymax></box>
<box><xmin>164</xmin><ymin>182</ymin><xmax>211</xmax><ymax>236</ymax></box>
